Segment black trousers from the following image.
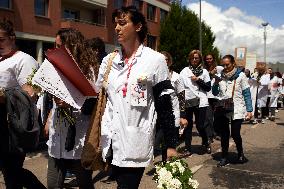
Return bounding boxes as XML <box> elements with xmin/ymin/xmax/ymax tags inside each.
<box><xmin>204</xmin><ymin>99</ymin><xmax>219</xmax><ymax>139</ymax></box>
<box><xmin>112</xmin><ymin>165</ymin><xmax>145</xmax><ymax>189</ymax></box>
<box><xmin>0</xmin><ymin>103</ymin><xmax>46</xmax><ymax>189</ymax></box>
<box><xmin>184</xmin><ymin>106</ymin><xmax>208</xmax><ymax>151</ymax></box>
<box><xmin>1</xmin><ymin>152</ymin><xmax>46</xmax><ymax>189</ymax></box>
<box><xmin>218</xmin><ymin>114</ymin><xmax>244</xmax><ymax>158</ymax></box>
<box><xmin>47</xmin><ymin>157</ymin><xmax>94</xmax><ymax>189</ymax></box>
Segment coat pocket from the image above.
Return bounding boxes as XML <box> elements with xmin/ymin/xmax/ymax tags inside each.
<box><xmin>123</xmin><ymin>126</ymin><xmax>153</xmax><ymax>161</ymax></box>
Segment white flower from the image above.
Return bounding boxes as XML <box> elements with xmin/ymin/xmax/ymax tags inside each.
<box><xmin>171</xmin><ymin>178</ymin><xmax>182</xmax><ymax>189</ymax></box>
<box><xmin>188</xmin><ymin>178</ymin><xmax>199</xmax><ymax>189</ymax></box>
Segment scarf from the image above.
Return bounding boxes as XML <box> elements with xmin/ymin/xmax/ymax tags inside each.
<box><xmin>189</xmin><ymin>63</ymin><xmax>203</xmax><ymax>77</ymax></box>
<box><xmin>222</xmin><ymin>67</ymin><xmax>238</xmax><ymax>80</ymax></box>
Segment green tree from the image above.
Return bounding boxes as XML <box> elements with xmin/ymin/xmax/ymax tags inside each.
<box><xmin>159</xmin><ymin>2</ymin><xmax>220</xmax><ymax>72</ymax></box>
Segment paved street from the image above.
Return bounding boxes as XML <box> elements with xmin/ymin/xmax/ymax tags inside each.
<box><xmin>1</xmin><ymin>110</ymin><xmax>284</xmax><ymax>189</ymax></box>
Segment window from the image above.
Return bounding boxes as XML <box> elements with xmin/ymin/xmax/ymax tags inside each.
<box><xmin>94</xmin><ymin>8</ymin><xmax>105</xmax><ymax>26</ymax></box>
<box><xmin>147</xmin><ymin>35</ymin><xmax>156</xmax><ymax>50</ymax></box>
<box><xmin>63</xmin><ymin>9</ymin><xmax>79</xmax><ymax>20</ymax></box>
<box><xmin>35</xmin><ymin>0</ymin><xmax>49</xmax><ymax>17</ymax></box>
<box><xmin>133</xmin><ymin>0</ymin><xmax>141</xmax><ymax>10</ymax></box>
<box><xmin>0</xmin><ymin>0</ymin><xmax>11</xmax><ymax>9</ymax></box>
<box><xmin>114</xmin><ymin>0</ymin><xmax>124</xmax><ymax>9</ymax></box>
<box><xmin>160</xmin><ymin>9</ymin><xmax>168</xmax><ymax>22</ymax></box>
<box><xmin>147</xmin><ymin>4</ymin><xmax>156</xmax><ymax>21</ymax></box>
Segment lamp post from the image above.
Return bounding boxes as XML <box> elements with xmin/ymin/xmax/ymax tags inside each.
<box><xmin>261</xmin><ymin>22</ymin><xmax>269</xmax><ymax>63</ymax></box>
<box><xmin>199</xmin><ymin>0</ymin><xmax>202</xmax><ymax>54</ymax></box>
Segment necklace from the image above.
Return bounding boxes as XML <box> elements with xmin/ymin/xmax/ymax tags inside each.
<box><xmin>121</xmin><ymin>51</ymin><xmax>137</xmax><ymax>97</ymax></box>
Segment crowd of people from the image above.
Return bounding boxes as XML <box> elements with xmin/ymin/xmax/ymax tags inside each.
<box><xmin>0</xmin><ymin>5</ymin><xmax>283</xmax><ymax>189</ymax></box>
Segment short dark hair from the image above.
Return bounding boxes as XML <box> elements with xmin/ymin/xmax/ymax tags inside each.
<box><xmin>0</xmin><ymin>19</ymin><xmax>15</xmax><ymax>37</ymax></box>
<box><xmin>112</xmin><ymin>6</ymin><xmax>148</xmax><ymax>43</ymax></box>
<box><xmin>222</xmin><ymin>54</ymin><xmax>235</xmax><ymax>64</ymax></box>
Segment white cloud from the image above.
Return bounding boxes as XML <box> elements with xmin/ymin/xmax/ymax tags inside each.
<box><xmin>186</xmin><ymin>1</ymin><xmax>284</xmax><ymax>63</ymax></box>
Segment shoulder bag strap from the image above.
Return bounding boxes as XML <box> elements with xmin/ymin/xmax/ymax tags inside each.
<box><xmin>232</xmin><ymin>79</ymin><xmax>236</xmax><ymax>98</ymax></box>
<box><xmin>102</xmin><ymin>52</ymin><xmax>117</xmax><ymax>89</ymax></box>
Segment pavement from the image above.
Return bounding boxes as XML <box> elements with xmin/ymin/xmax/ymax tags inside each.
<box><xmin>1</xmin><ymin>109</ymin><xmax>284</xmax><ymax>189</ymax></box>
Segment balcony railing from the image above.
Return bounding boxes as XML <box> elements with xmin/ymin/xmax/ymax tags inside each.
<box><xmin>62</xmin><ymin>18</ymin><xmax>105</xmax><ymax>27</ymax></box>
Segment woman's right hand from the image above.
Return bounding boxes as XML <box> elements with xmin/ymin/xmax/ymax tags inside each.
<box><xmin>54</xmin><ymin>97</ymin><xmax>69</xmax><ymax>108</ymax></box>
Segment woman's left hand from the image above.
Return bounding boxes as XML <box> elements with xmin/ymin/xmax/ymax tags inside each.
<box><xmin>245</xmin><ymin>112</ymin><xmax>253</xmax><ymax>120</ymax></box>
<box><xmin>180</xmin><ymin>118</ymin><xmax>188</xmax><ymax>128</ymax></box>
<box><xmin>191</xmin><ymin>75</ymin><xmax>199</xmax><ymax>81</ymax></box>
<box><xmin>167</xmin><ymin>148</ymin><xmax>178</xmax><ymax>159</ymax></box>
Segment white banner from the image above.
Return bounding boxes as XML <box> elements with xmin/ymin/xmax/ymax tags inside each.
<box><xmin>32</xmin><ymin>59</ymin><xmax>86</xmax><ymax>109</ymax></box>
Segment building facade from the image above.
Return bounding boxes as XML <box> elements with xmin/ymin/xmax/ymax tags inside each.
<box><xmin>0</xmin><ymin>0</ymin><xmax>170</xmax><ymax>63</ymax></box>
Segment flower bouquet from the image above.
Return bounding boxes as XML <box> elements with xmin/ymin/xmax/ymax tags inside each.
<box><xmin>154</xmin><ymin>157</ymin><xmax>199</xmax><ymax>189</ymax></box>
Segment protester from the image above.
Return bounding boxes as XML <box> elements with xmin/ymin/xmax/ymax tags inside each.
<box><xmin>0</xmin><ymin>19</ymin><xmax>46</xmax><ymax>189</ymax></box>
<box><xmin>95</xmin><ymin>6</ymin><xmax>178</xmax><ymax>189</ymax></box>
<box><xmin>268</xmin><ymin>72</ymin><xmax>282</xmax><ymax>121</ymax></box>
<box><xmin>44</xmin><ymin>28</ymin><xmax>97</xmax><ymax>189</ymax></box>
<box><xmin>86</xmin><ymin>37</ymin><xmax>107</xmax><ymax>64</ymax></box>
<box><xmin>204</xmin><ymin>53</ymin><xmax>218</xmax><ymax>142</ymax></box>
<box><xmin>180</xmin><ymin>50</ymin><xmax>212</xmax><ymax>156</ymax></box>
<box><xmin>154</xmin><ymin>51</ymin><xmax>187</xmax><ymax>161</ymax></box>
<box><xmin>212</xmin><ymin>55</ymin><xmax>253</xmax><ymax>167</ymax></box>
<box><xmin>255</xmin><ymin>65</ymin><xmax>270</xmax><ymax>123</ymax></box>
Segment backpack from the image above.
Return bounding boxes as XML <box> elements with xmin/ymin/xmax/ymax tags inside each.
<box><xmin>4</xmin><ymin>88</ymin><xmax>40</xmax><ymax>153</ymax></box>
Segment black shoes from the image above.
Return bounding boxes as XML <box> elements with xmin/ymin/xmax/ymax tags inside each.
<box><xmin>238</xmin><ymin>154</ymin><xmax>248</xmax><ymax>164</ymax></box>
<box><xmin>217</xmin><ymin>158</ymin><xmax>229</xmax><ymax>167</ymax></box>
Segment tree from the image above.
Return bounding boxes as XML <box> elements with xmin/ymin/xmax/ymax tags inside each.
<box><xmin>159</xmin><ymin>2</ymin><xmax>220</xmax><ymax>72</ymax></box>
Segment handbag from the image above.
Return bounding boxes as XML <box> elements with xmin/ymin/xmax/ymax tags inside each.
<box><xmin>221</xmin><ymin>80</ymin><xmax>236</xmax><ymax>112</ymax></box>
<box><xmin>81</xmin><ymin>52</ymin><xmax>117</xmax><ymax>171</ymax></box>
<box><xmin>185</xmin><ymin>98</ymin><xmax>200</xmax><ymax>108</ymax></box>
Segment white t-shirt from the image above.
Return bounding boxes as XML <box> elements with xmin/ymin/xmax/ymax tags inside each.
<box><xmin>0</xmin><ymin>51</ymin><xmax>38</xmax><ymax>88</ymax></box>
<box><xmin>180</xmin><ymin>67</ymin><xmax>211</xmax><ymax>107</ymax></box>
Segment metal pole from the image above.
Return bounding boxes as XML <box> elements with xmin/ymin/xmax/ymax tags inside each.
<box><xmin>264</xmin><ymin>26</ymin><xmax>267</xmax><ymax>63</ymax></box>
<box><xmin>261</xmin><ymin>22</ymin><xmax>268</xmax><ymax>63</ymax></box>
<box><xmin>199</xmin><ymin>0</ymin><xmax>202</xmax><ymax>54</ymax></box>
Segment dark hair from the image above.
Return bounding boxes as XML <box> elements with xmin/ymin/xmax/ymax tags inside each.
<box><xmin>56</xmin><ymin>28</ymin><xmax>99</xmax><ymax>80</ymax></box>
<box><xmin>275</xmin><ymin>71</ymin><xmax>282</xmax><ymax>78</ymax></box>
<box><xmin>0</xmin><ymin>19</ymin><xmax>15</xmax><ymax>37</ymax></box>
<box><xmin>160</xmin><ymin>51</ymin><xmax>173</xmax><ymax>70</ymax></box>
<box><xmin>222</xmin><ymin>54</ymin><xmax>235</xmax><ymax>64</ymax></box>
<box><xmin>188</xmin><ymin>50</ymin><xmax>202</xmax><ymax>65</ymax></box>
<box><xmin>86</xmin><ymin>37</ymin><xmax>107</xmax><ymax>64</ymax></box>
<box><xmin>203</xmin><ymin>53</ymin><xmax>216</xmax><ymax>71</ymax></box>
<box><xmin>112</xmin><ymin>6</ymin><xmax>148</xmax><ymax>43</ymax></box>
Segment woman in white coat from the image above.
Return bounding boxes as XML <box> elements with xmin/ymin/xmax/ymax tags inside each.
<box><xmin>268</xmin><ymin>72</ymin><xmax>282</xmax><ymax>121</ymax></box>
<box><xmin>212</xmin><ymin>55</ymin><xmax>253</xmax><ymax>167</ymax></box>
<box><xmin>95</xmin><ymin>6</ymin><xmax>178</xmax><ymax>189</ymax></box>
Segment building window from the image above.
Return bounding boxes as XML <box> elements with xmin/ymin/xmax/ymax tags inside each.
<box><xmin>94</xmin><ymin>8</ymin><xmax>105</xmax><ymax>26</ymax></box>
<box><xmin>63</xmin><ymin>9</ymin><xmax>80</xmax><ymax>20</ymax></box>
<box><xmin>147</xmin><ymin>4</ymin><xmax>156</xmax><ymax>21</ymax></box>
<box><xmin>133</xmin><ymin>0</ymin><xmax>142</xmax><ymax>10</ymax></box>
<box><xmin>147</xmin><ymin>35</ymin><xmax>156</xmax><ymax>50</ymax></box>
<box><xmin>160</xmin><ymin>9</ymin><xmax>168</xmax><ymax>22</ymax></box>
<box><xmin>0</xmin><ymin>0</ymin><xmax>11</xmax><ymax>9</ymax></box>
<box><xmin>35</xmin><ymin>0</ymin><xmax>49</xmax><ymax>17</ymax></box>
<box><xmin>114</xmin><ymin>0</ymin><xmax>124</xmax><ymax>9</ymax></box>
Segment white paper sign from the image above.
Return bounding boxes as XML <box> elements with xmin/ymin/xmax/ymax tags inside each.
<box><xmin>32</xmin><ymin>59</ymin><xmax>86</xmax><ymax>109</ymax></box>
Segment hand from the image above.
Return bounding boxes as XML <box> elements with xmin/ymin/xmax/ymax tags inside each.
<box><xmin>180</xmin><ymin>118</ymin><xmax>188</xmax><ymax>128</ymax></box>
<box><xmin>54</xmin><ymin>97</ymin><xmax>69</xmax><ymax>108</ymax></box>
<box><xmin>167</xmin><ymin>148</ymin><xmax>178</xmax><ymax>159</ymax></box>
<box><xmin>191</xmin><ymin>75</ymin><xmax>199</xmax><ymax>81</ymax></box>
<box><xmin>245</xmin><ymin>112</ymin><xmax>253</xmax><ymax>120</ymax></box>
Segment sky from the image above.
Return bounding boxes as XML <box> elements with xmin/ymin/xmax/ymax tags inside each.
<box><xmin>181</xmin><ymin>0</ymin><xmax>284</xmax><ymax>63</ymax></box>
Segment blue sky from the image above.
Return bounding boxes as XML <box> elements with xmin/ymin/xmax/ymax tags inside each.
<box><xmin>182</xmin><ymin>0</ymin><xmax>284</xmax><ymax>62</ymax></box>
<box><xmin>182</xmin><ymin>0</ymin><xmax>284</xmax><ymax>27</ymax></box>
